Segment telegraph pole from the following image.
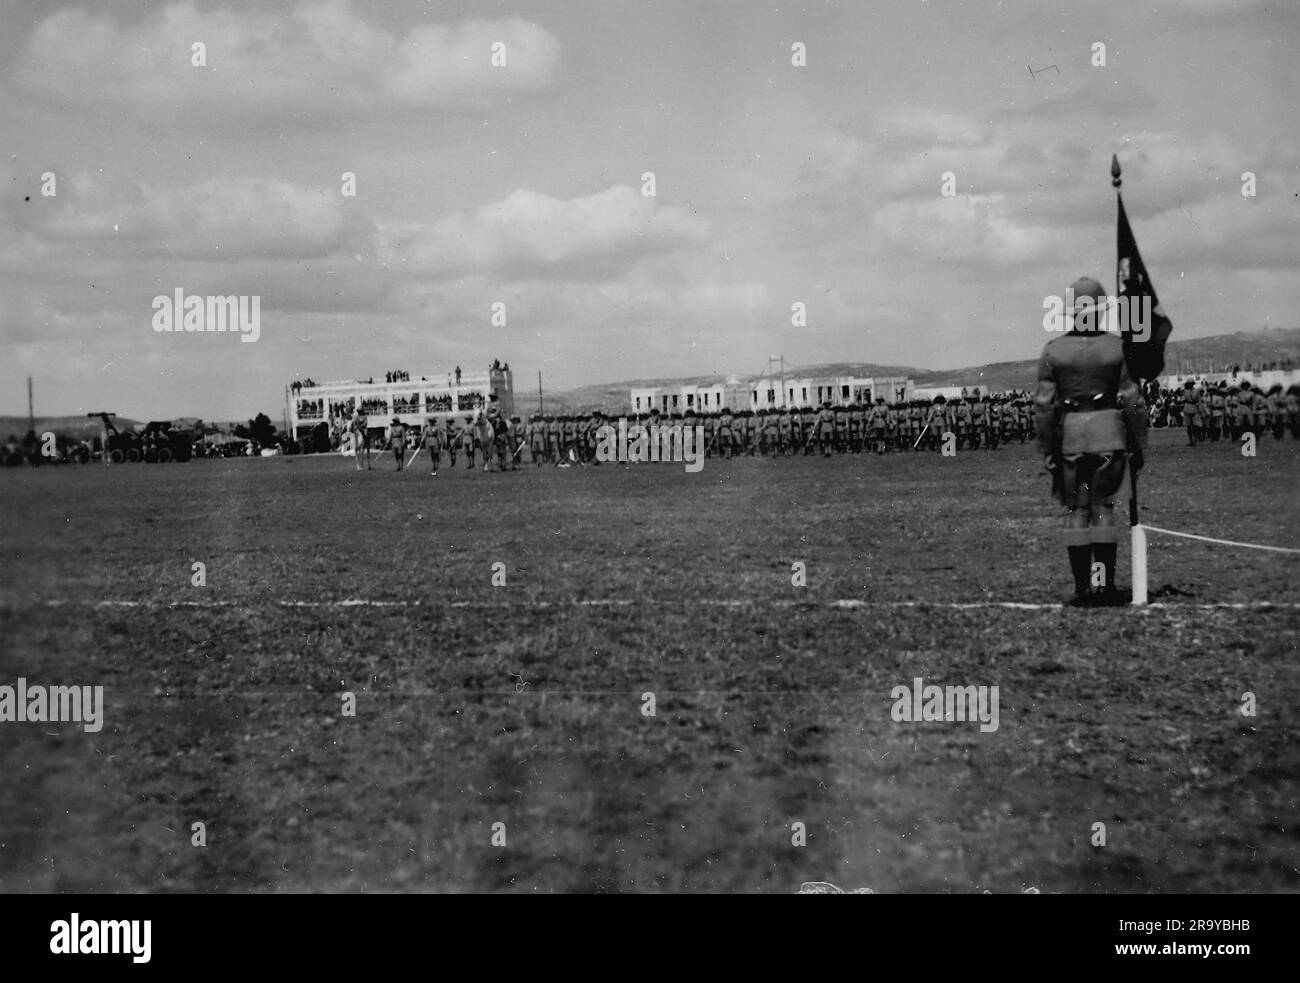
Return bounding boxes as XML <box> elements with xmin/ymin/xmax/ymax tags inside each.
<box><xmin>27</xmin><ymin>376</ymin><xmax>35</xmax><ymax>435</ymax></box>
<box><xmin>538</xmin><ymin>371</ymin><xmax>544</xmax><ymax>414</ymax></box>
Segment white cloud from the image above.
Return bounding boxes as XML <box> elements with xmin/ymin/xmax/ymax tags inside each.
<box><xmin>15</xmin><ymin>1</ymin><xmax>560</xmax><ymax>116</ymax></box>
<box><xmin>379</xmin><ymin>185</ymin><xmax>710</xmax><ymax>279</ymax></box>
<box><xmin>4</xmin><ymin>170</ymin><xmax>371</xmax><ymax>260</ymax></box>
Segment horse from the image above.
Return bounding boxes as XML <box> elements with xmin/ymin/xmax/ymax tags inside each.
<box><xmin>471</xmin><ymin>406</ymin><xmax>514</xmax><ymax>472</ymax></box>
<box><xmin>348</xmin><ymin>414</ymin><xmax>371</xmax><ymax>470</ymax></box>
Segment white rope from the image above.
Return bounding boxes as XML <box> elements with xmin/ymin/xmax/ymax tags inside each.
<box><xmin>1141</xmin><ymin>524</ymin><xmax>1300</xmax><ymax>555</ymax></box>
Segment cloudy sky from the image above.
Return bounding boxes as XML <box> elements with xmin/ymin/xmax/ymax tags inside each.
<box><xmin>2</xmin><ymin>0</ymin><xmax>1296</xmax><ymax>421</ymax></box>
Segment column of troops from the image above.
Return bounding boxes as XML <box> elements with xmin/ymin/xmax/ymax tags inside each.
<box><xmin>517</xmin><ymin>394</ymin><xmax>1038</xmax><ymax>465</ymax></box>
<box><xmin>411</xmin><ymin>383</ymin><xmax>1300</xmax><ymax>470</ymax></box>
<box><xmin>1155</xmin><ymin>381</ymin><xmax>1300</xmax><ymax>446</ymax></box>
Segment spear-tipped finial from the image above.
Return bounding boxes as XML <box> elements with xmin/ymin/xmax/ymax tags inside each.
<box><xmin>1111</xmin><ymin>154</ymin><xmax>1122</xmax><ymax>189</ymax></box>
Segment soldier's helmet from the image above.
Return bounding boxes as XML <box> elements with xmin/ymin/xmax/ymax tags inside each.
<box><xmin>1069</xmin><ymin>276</ymin><xmax>1107</xmax><ymax>306</ymax></box>
<box><xmin>1240</xmin><ymin>381</ymin><xmax>1252</xmax><ymax>391</ymax></box>
<box><xmin>1184</xmin><ymin>380</ymin><xmax>1195</xmax><ymax>388</ymax></box>
<box><xmin>1068</xmin><ymin>275</ymin><xmax>1108</xmax><ymax>330</ymax></box>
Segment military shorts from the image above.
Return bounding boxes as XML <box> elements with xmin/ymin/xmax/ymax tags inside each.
<box><xmin>1061</xmin><ymin>409</ymin><xmax>1126</xmax><ymax>455</ymax></box>
<box><xmin>1059</xmin><ymin>451</ymin><xmax>1127</xmax><ymax>508</ymax></box>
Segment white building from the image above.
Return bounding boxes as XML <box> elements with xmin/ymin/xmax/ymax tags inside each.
<box><xmin>1157</xmin><ymin>367</ymin><xmax>1297</xmax><ymax>392</ymax></box>
<box><xmin>630</xmin><ymin>373</ymin><xmax>913</xmax><ymax>414</ymax></box>
<box><xmin>287</xmin><ymin>363</ymin><xmax>514</xmax><ymax>442</ymax></box>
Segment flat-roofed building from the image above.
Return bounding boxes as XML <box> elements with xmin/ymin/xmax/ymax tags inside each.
<box><xmin>631</xmin><ymin>373</ymin><xmax>913</xmax><ymax>413</ymax></box>
<box><xmin>287</xmin><ymin>362</ymin><xmax>514</xmax><ymax>442</ymax></box>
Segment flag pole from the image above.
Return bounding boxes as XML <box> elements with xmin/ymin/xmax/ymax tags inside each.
<box><xmin>1115</xmin><ymin>154</ymin><xmax>1148</xmax><ymax>605</ymax></box>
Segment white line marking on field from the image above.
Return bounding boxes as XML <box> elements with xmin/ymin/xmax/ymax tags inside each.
<box><xmin>26</xmin><ymin>598</ymin><xmax>1300</xmax><ymax>612</ymax></box>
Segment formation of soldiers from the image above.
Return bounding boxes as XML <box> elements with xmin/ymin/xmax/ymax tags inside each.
<box><xmin>516</xmin><ymin>394</ymin><xmax>1039</xmax><ymax>463</ymax></box>
<box><xmin>1150</xmin><ymin>380</ymin><xmax>1300</xmax><ymax>445</ymax></box>
<box><xmin>344</xmin><ymin>378</ymin><xmax>1300</xmax><ymax>475</ymax></box>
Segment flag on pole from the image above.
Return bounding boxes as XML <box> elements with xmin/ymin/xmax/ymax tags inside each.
<box><xmin>1113</xmin><ymin>155</ymin><xmax>1173</xmax><ymax>382</ymax></box>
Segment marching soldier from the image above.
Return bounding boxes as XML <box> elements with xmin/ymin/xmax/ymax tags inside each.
<box><xmin>546</xmin><ymin>414</ymin><xmax>562</xmax><ymax>465</ymax></box>
<box><xmin>1265</xmin><ymin>385</ymin><xmax>1283</xmax><ymax>439</ymax></box>
<box><xmin>769</xmin><ymin>408</ymin><xmax>790</xmax><ymax>455</ymax></box>
<box><xmin>1180</xmin><ymin>380</ymin><xmax>1202</xmax><ymax>446</ymax></box>
<box><xmin>924</xmin><ymin>398</ymin><xmax>947</xmax><ymax>451</ymax></box>
<box><xmin>1252</xmin><ymin>383</ymin><xmax>1270</xmax><ymax>438</ymax></box>
<box><xmin>849</xmin><ymin>401</ymin><xmax>866</xmax><ymax>453</ymax></box>
<box><xmin>815</xmin><ymin>402</ymin><xmax>836</xmax><ymax>457</ymax></box>
<box><xmin>389</xmin><ymin>417</ymin><xmax>408</xmax><ymax>471</ymax></box>
<box><xmin>834</xmin><ymin>405</ymin><xmax>850</xmax><ymax>453</ymax></box>
<box><xmin>762</xmin><ymin>410</ymin><xmax>780</xmax><ymax>455</ymax></box>
<box><xmin>420</xmin><ymin>417</ymin><xmax>442</xmax><ymax>475</ymax></box>
<box><xmin>460</xmin><ymin>415</ymin><xmax>477</xmax><ymax>469</ymax></box>
<box><xmin>528</xmin><ymin>414</ymin><xmax>546</xmax><ymax>465</ymax></box>
<box><xmin>510</xmin><ymin>415</ymin><xmax>525</xmax><ymax>466</ymax></box>
<box><xmin>1232</xmin><ymin>382</ymin><xmax>1255</xmax><ymax>440</ymax></box>
<box><xmin>699</xmin><ymin>411</ymin><xmax>714</xmax><ymax>457</ymax></box>
<box><xmin>798</xmin><ymin>406</ymin><xmax>814</xmax><ymax>455</ymax></box>
<box><xmin>566</xmin><ymin>412</ymin><xmax>579</xmax><ymax>463</ymax></box>
<box><xmin>868</xmin><ymin>397</ymin><xmax>889</xmax><ymax>454</ymax></box>
<box><xmin>1208</xmin><ymin>383</ymin><xmax>1226</xmax><ymax>442</ymax></box>
<box><xmin>446</xmin><ymin>418</ymin><xmax>459</xmax><ymax>468</ymax></box>
<box><xmin>1034</xmin><ymin>276</ymin><xmax>1147</xmax><ymax>607</ymax></box>
<box><xmin>970</xmin><ymin>396</ymin><xmax>987</xmax><ymax>449</ymax></box>
<box><xmin>908</xmin><ymin>399</ymin><xmax>925</xmax><ymax>451</ymax></box>
<box><xmin>718</xmin><ymin>407</ymin><xmax>735</xmax><ymax>459</ymax></box>
<box><xmin>1018</xmin><ymin>398</ymin><xmax>1033</xmax><ymax>443</ymax></box>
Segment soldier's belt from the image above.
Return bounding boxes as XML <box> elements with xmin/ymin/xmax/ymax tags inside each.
<box><xmin>1061</xmin><ymin>394</ymin><xmax>1118</xmax><ymax>412</ymax></box>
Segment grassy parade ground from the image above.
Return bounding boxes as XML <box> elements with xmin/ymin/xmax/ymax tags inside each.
<box><xmin>1</xmin><ymin>430</ymin><xmax>1295</xmax><ymax>893</ymax></box>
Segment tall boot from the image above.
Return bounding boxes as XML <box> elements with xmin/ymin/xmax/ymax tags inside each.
<box><xmin>1068</xmin><ymin>546</ymin><xmax>1092</xmax><ymax>605</ymax></box>
<box><xmin>1092</xmin><ymin>542</ymin><xmax>1123</xmax><ymax>606</ymax></box>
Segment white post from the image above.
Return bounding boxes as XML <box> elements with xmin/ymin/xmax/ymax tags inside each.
<box><xmin>1131</xmin><ymin>524</ymin><xmax>1148</xmax><ymax>605</ymax></box>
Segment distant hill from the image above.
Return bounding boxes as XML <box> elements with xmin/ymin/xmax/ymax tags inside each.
<box><xmin>911</xmin><ymin>328</ymin><xmax>1300</xmax><ymax>392</ymax></box>
<box><xmin>12</xmin><ymin>329</ymin><xmax>1299</xmax><ymax>425</ymax></box>
<box><xmin>536</xmin><ymin>328</ymin><xmax>1300</xmax><ymax>411</ymax></box>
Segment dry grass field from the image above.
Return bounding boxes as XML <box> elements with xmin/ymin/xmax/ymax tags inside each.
<box><xmin>1</xmin><ymin>430</ymin><xmax>1295</xmax><ymax>892</ymax></box>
